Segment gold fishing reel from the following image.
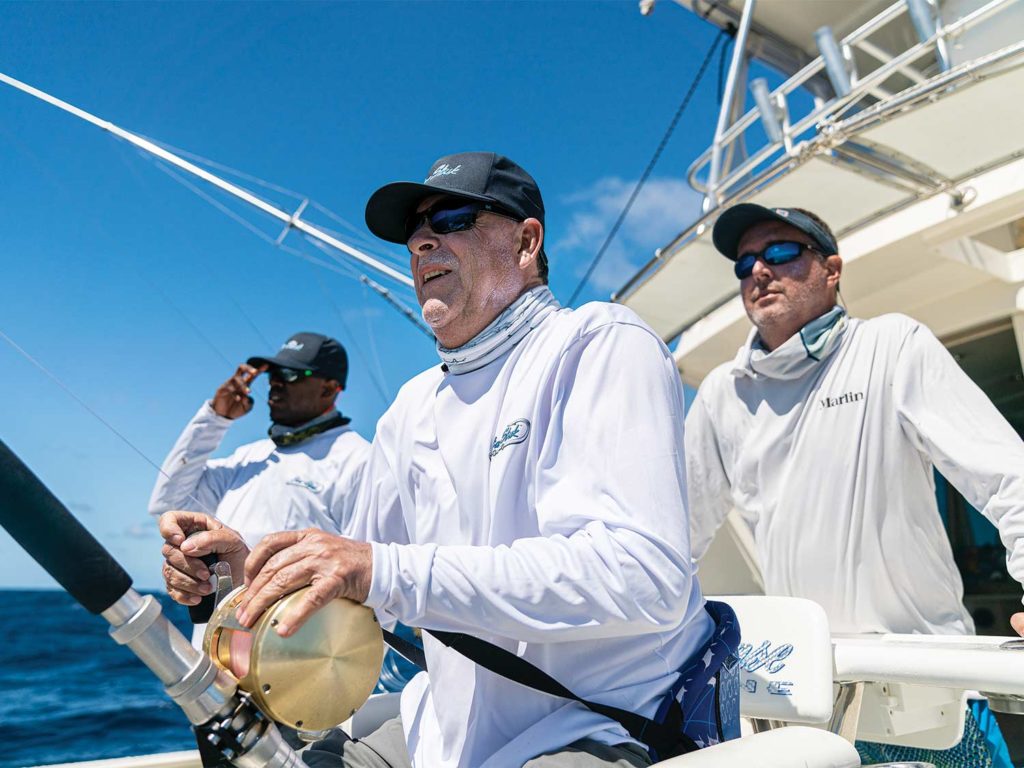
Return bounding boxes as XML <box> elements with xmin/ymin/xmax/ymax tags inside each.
<box><xmin>203</xmin><ymin>583</ymin><xmax>384</xmax><ymax>733</ymax></box>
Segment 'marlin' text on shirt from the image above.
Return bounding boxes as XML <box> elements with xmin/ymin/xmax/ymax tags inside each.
<box><xmin>820</xmin><ymin>391</ymin><xmax>865</xmax><ymax>409</ymax></box>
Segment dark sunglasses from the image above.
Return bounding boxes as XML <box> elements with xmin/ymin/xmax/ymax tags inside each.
<box><xmin>268</xmin><ymin>367</ymin><xmax>314</xmax><ymax>384</ymax></box>
<box><xmin>734</xmin><ymin>241</ymin><xmax>822</xmax><ymax>279</ymax></box>
<box><xmin>405</xmin><ymin>199</ymin><xmax>519</xmax><ymax>241</ymax></box>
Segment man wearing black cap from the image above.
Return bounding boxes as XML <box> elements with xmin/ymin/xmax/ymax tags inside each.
<box><xmin>684</xmin><ymin>204</ymin><xmax>1024</xmax><ymax>761</ymax></box>
<box><xmin>149</xmin><ymin>331</ymin><xmax>369</xmax><ymax>567</ymax></box>
<box><xmin>159</xmin><ymin>152</ymin><xmax>727</xmax><ymax>767</ymax></box>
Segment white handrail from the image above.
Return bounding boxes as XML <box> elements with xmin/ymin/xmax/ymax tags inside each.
<box><xmin>687</xmin><ymin>0</ymin><xmax>1018</xmax><ymax>202</ymax></box>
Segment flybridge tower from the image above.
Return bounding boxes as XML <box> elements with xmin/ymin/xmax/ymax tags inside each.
<box><xmin>618</xmin><ymin>0</ymin><xmax>1024</xmax><ymax>380</ymax></box>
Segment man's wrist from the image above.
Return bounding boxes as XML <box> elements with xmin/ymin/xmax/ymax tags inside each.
<box><xmin>206</xmin><ymin>400</ymin><xmax>235</xmax><ymax>421</ymax></box>
<box><xmin>352</xmin><ymin>540</ymin><xmax>374</xmax><ymax>604</ymax></box>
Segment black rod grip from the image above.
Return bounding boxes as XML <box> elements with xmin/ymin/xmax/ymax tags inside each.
<box><xmin>0</xmin><ymin>439</ymin><xmax>132</xmax><ymax>614</ymax></box>
<box><xmin>187</xmin><ymin>534</ymin><xmax>218</xmax><ymax>624</ymax></box>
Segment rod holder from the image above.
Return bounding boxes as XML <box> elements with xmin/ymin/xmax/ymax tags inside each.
<box><xmin>815</xmin><ymin>26</ymin><xmax>852</xmax><ymax>98</ymax></box>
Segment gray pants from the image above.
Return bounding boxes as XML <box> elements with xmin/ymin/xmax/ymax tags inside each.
<box><xmin>302</xmin><ymin>717</ymin><xmax>653</xmax><ymax>768</ymax></box>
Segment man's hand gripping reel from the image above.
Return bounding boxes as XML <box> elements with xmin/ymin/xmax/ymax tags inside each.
<box><xmin>195</xmin><ymin>545</ymin><xmax>385</xmax><ymax>741</ymax></box>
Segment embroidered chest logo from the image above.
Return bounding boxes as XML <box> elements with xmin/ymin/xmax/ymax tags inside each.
<box><xmin>489</xmin><ymin>419</ymin><xmax>530</xmax><ymax>460</ymax></box>
<box><xmin>820</xmin><ymin>391</ymin><xmax>865</xmax><ymax>409</ymax></box>
<box><xmin>286</xmin><ymin>476</ymin><xmax>323</xmax><ymax>493</ymax></box>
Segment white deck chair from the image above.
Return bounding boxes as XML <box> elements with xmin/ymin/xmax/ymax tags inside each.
<box><xmin>346</xmin><ymin>596</ymin><xmax>862</xmax><ymax>767</ymax></box>
<box><xmin>658</xmin><ymin>596</ymin><xmax>859</xmax><ymax>767</ymax></box>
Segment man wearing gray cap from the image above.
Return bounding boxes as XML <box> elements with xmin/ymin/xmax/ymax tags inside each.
<box><xmin>684</xmin><ymin>203</ymin><xmax>1024</xmax><ymax>765</ymax></box>
<box><xmin>149</xmin><ymin>331</ymin><xmax>369</xmax><ymax>556</ymax></box>
<box><xmin>159</xmin><ymin>152</ymin><xmax>736</xmax><ymax>767</ymax></box>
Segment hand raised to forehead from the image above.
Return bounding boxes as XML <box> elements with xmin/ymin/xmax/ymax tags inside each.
<box><xmin>212</xmin><ymin>363</ymin><xmax>267</xmax><ymax>419</ymax></box>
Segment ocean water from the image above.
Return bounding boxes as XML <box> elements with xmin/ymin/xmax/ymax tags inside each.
<box><xmin>1</xmin><ymin>589</ymin><xmax>198</xmax><ymax>768</ymax></box>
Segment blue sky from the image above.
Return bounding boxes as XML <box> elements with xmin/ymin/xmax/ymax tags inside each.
<box><xmin>0</xmin><ymin>1</ymin><xmax>728</xmax><ymax>590</ymax></box>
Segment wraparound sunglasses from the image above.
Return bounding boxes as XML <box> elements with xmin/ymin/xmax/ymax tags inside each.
<box><xmin>268</xmin><ymin>367</ymin><xmax>314</xmax><ymax>384</ymax></box>
<box><xmin>405</xmin><ymin>200</ymin><xmax>520</xmax><ymax>242</ymax></box>
<box><xmin>734</xmin><ymin>241</ymin><xmax>823</xmax><ymax>279</ymax></box>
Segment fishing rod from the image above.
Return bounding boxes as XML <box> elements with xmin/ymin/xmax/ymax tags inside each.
<box><xmin>0</xmin><ymin>438</ymin><xmax>304</xmax><ymax>767</ymax></box>
<box><xmin>0</xmin><ymin>70</ymin><xmax>413</xmax><ymax>290</ymax></box>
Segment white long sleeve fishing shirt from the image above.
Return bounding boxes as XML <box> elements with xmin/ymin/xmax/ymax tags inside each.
<box><xmin>348</xmin><ymin>301</ymin><xmax>712</xmax><ymax>768</ymax></box>
<box><xmin>686</xmin><ymin>312</ymin><xmax>1024</xmax><ymax>635</ymax></box>
<box><xmin>148</xmin><ymin>402</ymin><xmax>370</xmax><ymax>547</ymax></box>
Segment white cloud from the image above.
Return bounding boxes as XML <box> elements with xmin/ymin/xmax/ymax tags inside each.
<box><xmin>554</xmin><ymin>176</ymin><xmax>704</xmax><ymax>294</ymax></box>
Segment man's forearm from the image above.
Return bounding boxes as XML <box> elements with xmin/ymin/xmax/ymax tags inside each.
<box><xmin>148</xmin><ymin>401</ymin><xmax>231</xmax><ymax>516</ymax></box>
<box><xmin>366</xmin><ymin>524</ymin><xmax>696</xmax><ymax>643</ymax></box>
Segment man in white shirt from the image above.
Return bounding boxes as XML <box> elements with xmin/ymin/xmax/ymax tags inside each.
<box><xmin>684</xmin><ymin>202</ymin><xmax>1024</xmax><ymax>765</ymax></box>
<box><xmin>159</xmin><ymin>152</ymin><xmax>719</xmax><ymax>768</ymax></box>
<box><xmin>150</xmin><ymin>332</ymin><xmax>369</xmax><ymax>553</ymax></box>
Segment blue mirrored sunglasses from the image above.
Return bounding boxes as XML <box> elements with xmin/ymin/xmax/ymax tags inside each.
<box><xmin>405</xmin><ymin>200</ymin><xmax>519</xmax><ymax>242</ymax></box>
<box><xmin>734</xmin><ymin>241</ymin><xmax>821</xmax><ymax>279</ymax></box>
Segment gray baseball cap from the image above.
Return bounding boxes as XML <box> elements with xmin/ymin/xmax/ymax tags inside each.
<box><xmin>712</xmin><ymin>204</ymin><xmax>838</xmax><ymax>261</ymax></box>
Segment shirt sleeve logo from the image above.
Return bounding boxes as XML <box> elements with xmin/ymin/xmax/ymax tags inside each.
<box><xmin>489</xmin><ymin>418</ymin><xmax>530</xmax><ymax>460</ymax></box>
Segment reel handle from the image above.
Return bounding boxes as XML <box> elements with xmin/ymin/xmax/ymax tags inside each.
<box><xmin>187</xmin><ymin>532</ymin><xmax>219</xmax><ymax>624</ymax></box>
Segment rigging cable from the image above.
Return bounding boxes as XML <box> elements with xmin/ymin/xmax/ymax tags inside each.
<box><xmin>309</xmin><ymin>200</ymin><xmax>402</xmax><ymax>260</ymax></box>
<box><xmin>307</xmin><ymin>266</ymin><xmax>393</xmax><ymax>408</ymax></box>
<box><xmin>147</xmin><ymin>154</ymin><xmax>428</xmax><ymax>338</ymax></box>
<box><xmin>149</xmin><ymin>157</ymin><xmax>421</xmax><ymax>403</ymax></box>
<box><xmin>0</xmin><ymin>328</ymin><xmax>215</xmax><ymax>517</ymax></box>
<box><xmin>140</xmin><ymin>134</ymin><xmax>308</xmax><ymax>202</ymax></box>
<box><xmin>229</xmin><ymin>295</ymin><xmax>275</xmax><ymax>349</ymax></box>
<box><xmin>1</xmin><ymin>124</ymin><xmax>236</xmax><ymax>370</ymax></box>
<box><xmin>306</xmin><ymin>237</ymin><xmax>431</xmax><ymax>338</ymax></box>
<box><xmin>361</xmin><ymin>278</ymin><xmax>394</xmax><ymax>404</ymax></box>
<box><xmin>141</xmin><ymin>135</ymin><xmax>408</xmax><ymax>272</ymax></box>
<box><xmin>567</xmin><ymin>29</ymin><xmax>728</xmax><ymax>306</ymax></box>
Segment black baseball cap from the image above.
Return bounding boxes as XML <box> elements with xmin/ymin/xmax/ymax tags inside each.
<box><xmin>364</xmin><ymin>151</ymin><xmax>546</xmax><ymax>244</ymax></box>
<box><xmin>247</xmin><ymin>332</ymin><xmax>348</xmax><ymax>389</ymax></box>
<box><xmin>712</xmin><ymin>203</ymin><xmax>839</xmax><ymax>261</ymax></box>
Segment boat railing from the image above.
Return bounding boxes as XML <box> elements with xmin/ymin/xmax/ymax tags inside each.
<box><xmin>690</xmin><ymin>0</ymin><xmax>1020</xmax><ymax>212</ymax></box>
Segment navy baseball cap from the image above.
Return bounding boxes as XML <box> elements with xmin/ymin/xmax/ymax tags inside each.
<box><xmin>248</xmin><ymin>332</ymin><xmax>348</xmax><ymax>388</ymax></box>
<box><xmin>712</xmin><ymin>204</ymin><xmax>839</xmax><ymax>261</ymax></box>
<box><xmin>365</xmin><ymin>151</ymin><xmax>545</xmax><ymax>244</ymax></box>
